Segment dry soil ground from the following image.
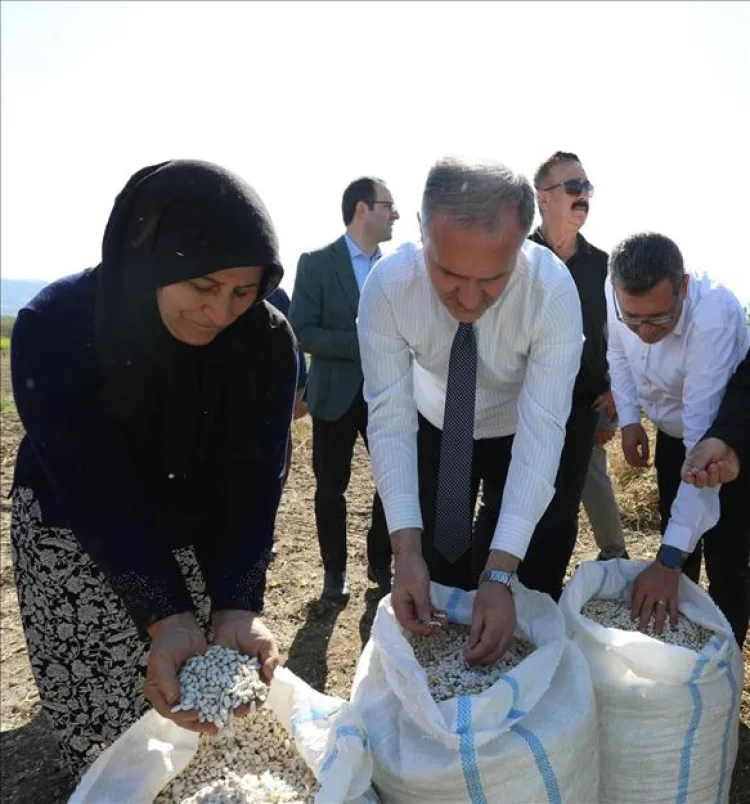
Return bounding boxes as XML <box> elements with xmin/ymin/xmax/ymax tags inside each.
<box><xmin>0</xmin><ymin>350</ymin><xmax>747</xmax><ymax>802</ymax></box>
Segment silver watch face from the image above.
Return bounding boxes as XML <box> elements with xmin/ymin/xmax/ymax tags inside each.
<box><xmin>480</xmin><ymin>569</ymin><xmax>515</xmax><ymax>587</ymax></box>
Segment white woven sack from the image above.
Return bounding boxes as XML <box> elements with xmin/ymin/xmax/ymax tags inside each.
<box><xmin>351</xmin><ymin>582</ymin><xmax>600</xmax><ymax>803</ymax></box>
<box><xmin>559</xmin><ymin>559</ymin><xmax>743</xmax><ymax>804</ymax></box>
<box><xmin>69</xmin><ymin>666</ymin><xmax>379</xmax><ymax>803</ymax></box>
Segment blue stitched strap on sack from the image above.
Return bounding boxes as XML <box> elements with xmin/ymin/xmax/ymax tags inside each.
<box><xmin>446</xmin><ymin>588</ymin><xmax>463</xmax><ymax>622</ymax></box>
<box><xmin>499</xmin><ymin>674</ymin><xmax>527</xmax><ymax>720</ymax></box>
<box><xmin>716</xmin><ymin>658</ymin><xmax>740</xmax><ymax>804</ymax></box>
<box><xmin>676</xmin><ymin>655</ymin><xmax>710</xmax><ymax>803</ymax></box>
<box><xmin>289</xmin><ymin>707</ymin><xmax>330</xmax><ymax>733</ymax></box>
<box><xmin>510</xmin><ymin>724</ymin><xmax>562</xmax><ymax>804</ymax></box>
<box><xmin>456</xmin><ymin>696</ymin><xmax>488</xmax><ymax>804</ymax></box>
<box><xmin>319</xmin><ymin>724</ymin><xmax>369</xmax><ymax>777</ymax></box>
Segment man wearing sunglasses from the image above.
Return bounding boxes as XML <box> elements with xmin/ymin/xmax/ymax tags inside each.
<box><xmin>474</xmin><ymin>151</ymin><xmax>624</xmax><ymax>596</ymax></box>
<box><xmin>607</xmin><ymin>232</ymin><xmax>750</xmax><ymax>646</ymax></box>
<box><xmin>532</xmin><ymin>153</ymin><xmax>628</xmax><ymax>564</ymax></box>
<box><xmin>290</xmin><ymin>177</ymin><xmax>400</xmax><ymax>601</ymax></box>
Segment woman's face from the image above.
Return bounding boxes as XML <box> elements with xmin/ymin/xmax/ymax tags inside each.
<box><xmin>157</xmin><ymin>266</ymin><xmax>265</xmax><ymax>345</ymax></box>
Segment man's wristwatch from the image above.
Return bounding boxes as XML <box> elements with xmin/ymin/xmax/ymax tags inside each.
<box><xmin>478</xmin><ymin>569</ymin><xmax>517</xmax><ymax>590</ymax></box>
<box><xmin>656</xmin><ymin>544</ymin><xmax>688</xmax><ymax>570</ymax></box>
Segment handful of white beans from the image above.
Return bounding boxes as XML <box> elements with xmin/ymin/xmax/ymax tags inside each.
<box><xmin>172</xmin><ymin>645</ymin><xmax>268</xmax><ymax>730</ymax></box>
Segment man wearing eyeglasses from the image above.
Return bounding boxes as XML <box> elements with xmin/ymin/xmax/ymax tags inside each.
<box><xmin>474</xmin><ymin>151</ymin><xmax>624</xmax><ymax>594</ymax></box>
<box><xmin>289</xmin><ymin>177</ymin><xmax>400</xmax><ymax>601</ymax></box>
<box><xmin>607</xmin><ymin>232</ymin><xmax>750</xmax><ymax>646</ymax></box>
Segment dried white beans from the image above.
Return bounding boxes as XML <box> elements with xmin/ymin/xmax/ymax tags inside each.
<box><xmin>581</xmin><ymin>597</ymin><xmax>714</xmax><ymax>650</ymax></box>
<box><xmin>409</xmin><ymin>623</ymin><xmax>535</xmax><ymax>702</ymax></box>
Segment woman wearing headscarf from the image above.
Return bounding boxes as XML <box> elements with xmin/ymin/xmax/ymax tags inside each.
<box><xmin>10</xmin><ymin>159</ymin><xmax>298</xmax><ymax>782</ymax></box>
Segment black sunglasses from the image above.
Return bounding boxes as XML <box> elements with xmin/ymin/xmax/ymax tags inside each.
<box><xmin>542</xmin><ymin>179</ymin><xmax>595</xmax><ymax>197</ymax></box>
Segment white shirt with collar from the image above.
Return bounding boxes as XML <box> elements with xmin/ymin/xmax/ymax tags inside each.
<box><xmin>357</xmin><ymin>239</ymin><xmax>584</xmax><ymax>560</ymax></box>
<box><xmin>606</xmin><ymin>271</ymin><xmax>750</xmax><ymax>553</ymax></box>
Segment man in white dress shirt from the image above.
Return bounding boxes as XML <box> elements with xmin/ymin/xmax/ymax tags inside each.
<box><xmin>358</xmin><ymin>158</ymin><xmax>583</xmax><ymax>665</ymax></box>
<box><xmin>607</xmin><ymin>232</ymin><xmax>750</xmax><ymax>645</ymax></box>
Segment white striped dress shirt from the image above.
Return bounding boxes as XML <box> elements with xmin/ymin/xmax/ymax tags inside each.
<box><xmin>607</xmin><ymin>272</ymin><xmax>750</xmax><ymax>553</ymax></box>
<box><xmin>357</xmin><ymin>239</ymin><xmax>584</xmax><ymax>560</ymax></box>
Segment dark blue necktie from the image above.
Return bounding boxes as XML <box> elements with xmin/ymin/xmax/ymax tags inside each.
<box><xmin>434</xmin><ymin>322</ymin><xmax>478</xmax><ymax>563</ymax></box>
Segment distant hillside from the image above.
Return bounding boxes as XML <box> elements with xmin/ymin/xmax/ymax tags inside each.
<box><xmin>1</xmin><ymin>279</ymin><xmax>49</xmax><ymax>317</ymax></box>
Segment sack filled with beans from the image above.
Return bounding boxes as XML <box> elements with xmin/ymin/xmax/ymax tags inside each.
<box><xmin>351</xmin><ymin>581</ymin><xmax>600</xmax><ymax>803</ymax></box>
<box><xmin>559</xmin><ymin>559</ymin><xmax>743</xmax><ymax>804</ymax></box>
<box><xmin>69</xmin><ymin>661</ymin><xmax>379</xmax><ymax>804</ymax></box>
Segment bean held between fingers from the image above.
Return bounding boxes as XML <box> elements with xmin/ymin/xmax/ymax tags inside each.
<box><xmin>422</xmin><ymin>610</ymin><xmax>448</xmax><ymax>628</ymax></box>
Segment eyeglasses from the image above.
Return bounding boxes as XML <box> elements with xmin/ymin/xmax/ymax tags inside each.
<box><xmin>542</xmin><ymin>179</ymin><xmax>595</xmax><ymax>197</ymax></box>
<box><xmin>612</xmin><ymin>286</ymin><xmax>682</xmax><ymax>328</ymax></box>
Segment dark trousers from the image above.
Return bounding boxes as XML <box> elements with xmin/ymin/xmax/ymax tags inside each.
<box><xmin>655</xmin><ymin>430</ymin><xmax>750</xmax><ymax>647</ymax></box>
<box><xmin>312</xmin><ymin>389</ymin><xmax>391</xmax><ymax>574</ymax></box>
<box><xmin>471</xmin><ymin>402</ymin><xmax>598</xmax><ymax>600</ymax></box>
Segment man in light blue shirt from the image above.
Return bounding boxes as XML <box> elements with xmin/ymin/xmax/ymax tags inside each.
<box><xmin>344</xmin><ymin>232</ymin><xmax>382</xmax><ymax>292</ymax></box>
<box><xmin>290</xmin><ymin>177</ymin><xmax>400</xmax><ymax>600</ymax></box>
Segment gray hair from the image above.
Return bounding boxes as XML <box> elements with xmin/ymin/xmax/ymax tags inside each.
<box><xmin>609</xmin><ymin>232</ymin><xmax>685</xmax><ymax>294</ymax></box>
<box><xmin>420</xmin><ymin>157</ymin><xmax>535</xmax><ymax>239</ymax></box>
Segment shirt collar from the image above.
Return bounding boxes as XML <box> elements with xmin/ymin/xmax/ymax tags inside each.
<box><xmin>530</xmin><ymin>227</ymin><xmax>590</xmax><ymax>259</ymax></box>
<box><xmin>344</xmin><ymin>232</ymin><xmax>381</xmax><ymax>262</ymax></box>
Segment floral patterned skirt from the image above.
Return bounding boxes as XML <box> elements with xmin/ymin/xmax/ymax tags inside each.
<box><xmin>10</xmin><ymin>486</ymin><xmax>210</xmax><ymax>783</ymax></box>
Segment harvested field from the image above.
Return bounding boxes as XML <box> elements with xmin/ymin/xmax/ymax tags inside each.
<box><xmin>0</xmin><ymin>350</ymin><xmax>747</xmax><ymax>802</ymax></box>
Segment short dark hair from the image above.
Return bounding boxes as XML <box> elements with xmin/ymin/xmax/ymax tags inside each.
<box><xmin>609</xmin><ymin>232</ymin><xmax>685</xmax><ymax>295</ymax></box>
<box><xmin>341</xmin><ymin>177</ymin><xmax>385</xmax><ymax>226</ymax></box>
<box><xmin>533</xmin><ymin>151</ymin><xmax>581</xmax><ymax>190</ymax></box>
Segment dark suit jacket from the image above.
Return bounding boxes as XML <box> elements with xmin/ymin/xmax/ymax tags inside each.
<box><xmin>289</xmin><ymin>236</ymin><xmax>363</xmax><ymax>422</ymax></box>
<box><xmin>706</xmin><ymin>349</ymin><xmax>750</xmax><ymax>461</ymax></box>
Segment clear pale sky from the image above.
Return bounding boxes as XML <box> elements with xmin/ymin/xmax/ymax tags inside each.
<box><xmin>2</xmin><ymin>0</ymin><xmax>749</xmax><ymax>302</ymax></box>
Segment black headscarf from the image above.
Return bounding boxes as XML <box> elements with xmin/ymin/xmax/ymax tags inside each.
<box><xmin>93</xmin><ymin>159</ymin><xmax>287</xmax><ymax>492</ymax></box>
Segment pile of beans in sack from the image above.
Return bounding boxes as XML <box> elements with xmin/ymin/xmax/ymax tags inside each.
<box><xmin>69</xmin><ymin>650</ymin><xmax>377</xmax><ymax>804</ymax></box>
<box><xmin>155</xmin><ymin>647</ymin><xmax>319</xmax><ymax>803</ymax></box>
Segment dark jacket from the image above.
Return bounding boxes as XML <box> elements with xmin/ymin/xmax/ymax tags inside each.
<box><xmin>529</xmin><ymin>229</ymin><xmax>610</xmax><ymax>407</ymax></box>
<box><xmin>705</xmin><ymin>350</ymin><xmax>750</xmax><ymax>462</ymax></box>
<box><xmin>289</xmin><ymin>236</ymin><xmax>364</xmax><ymax>421</ymax></box>
<box><xmin>11</xmin><ymin>271</ymin><xmax>296</xmax><ymax>631</ymax></box>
